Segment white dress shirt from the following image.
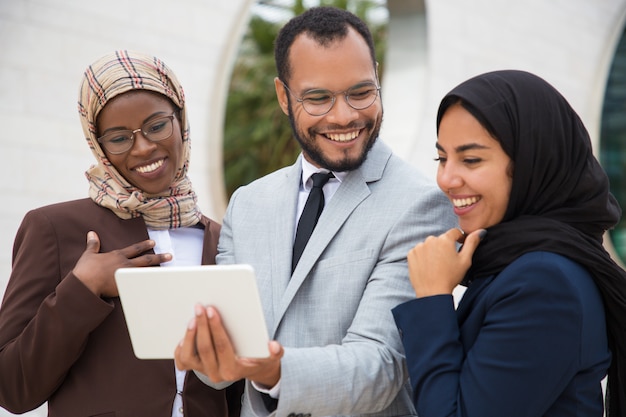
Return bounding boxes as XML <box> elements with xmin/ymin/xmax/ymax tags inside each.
<box><xmin>148</xmin><ymin>226</ymin><xmax>204</xmax><ymax>417</ymax></box>
<box><xmin>293</xmin><ymin>156</ymin><xmax>345</xmax><ymax>240</ymax></box>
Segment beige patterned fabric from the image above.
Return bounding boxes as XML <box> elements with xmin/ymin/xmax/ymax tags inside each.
<box><xmin>78</xmin><ymin>50</ymin><xmax>201</xmax><ymax>229</ymax></box>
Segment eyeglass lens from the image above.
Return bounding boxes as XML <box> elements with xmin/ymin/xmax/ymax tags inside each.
<box><xmin>301</xmin><ymin>83</ymin><xmax>379</xmax><ymax>116</ymax></box>
<box><xmin>97</xmin><ymin>114</ymin><xmax>175</xmax><ymax>154</ymax></box>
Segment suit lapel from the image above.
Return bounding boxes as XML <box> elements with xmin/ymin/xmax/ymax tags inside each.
<box><xmin>264</xmin><ymin>160</ymin><xmax>302</xmax><ymax>334</ymax></box>
<box><xmin>272</xmin><ymin>141</ymin><xmax>392</xmax><ymax>334</ymax></box>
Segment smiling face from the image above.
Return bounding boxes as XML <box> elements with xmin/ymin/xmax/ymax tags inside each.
<box><xmin>436</xmin><ymin>102</ymin><xmax>513</xmax><ymax>233</ymax></box>
<box><xmin>275</xmin><ymin>27</ymin><xmax>382</xmax><ymax>171</ymax></box>
<box><xmin>96</xmin><ymin>90</ymin><xmax>183</xmax><ymax>195</ymax></box>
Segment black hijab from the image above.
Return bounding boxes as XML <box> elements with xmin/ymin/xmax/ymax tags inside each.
<box><xmin>436</xmin><ymin>70</ymin><xmax>626</xmax><ymax>417</ymax></box>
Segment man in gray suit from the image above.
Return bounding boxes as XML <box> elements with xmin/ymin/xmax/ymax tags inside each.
<box><xmin>175</xmin><ymin>6</ymin><xmax>456</xmax><ymax>417</ymax></box>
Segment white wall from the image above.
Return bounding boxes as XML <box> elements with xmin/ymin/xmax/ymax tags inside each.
<box><xmin>0</xmin><ymin>0</ymin><xmax>254</xmax><ymax>415</ymax></box>
<box><xmin>0</xmin><ymin>0</ymin><xmax>624</xmax><ymax>415</ymax></box>
<box><xmin>383</xmin><ymin>0</ymin><xmax>626</xmax><ymax>179</ymax></box>
<box><xmin>382</xmin><ymin>0</ymin><xmax>626</xmax><ymax>264</ymax></box>
<box><xmin>0</xmin><ymin>0</ymin><xmax>255</xmax><ymax>295</ymax></box>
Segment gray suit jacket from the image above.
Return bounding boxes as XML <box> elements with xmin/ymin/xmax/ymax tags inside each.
<box><xmin>215</xmin><ymin>141</ymin><xmax>457</xmax><ymax>417</ymax></box>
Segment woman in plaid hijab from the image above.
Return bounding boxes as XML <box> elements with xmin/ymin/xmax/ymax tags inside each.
<box><xmin>0</xmin><ymin>50</ymin><xmax>243</xmax><ymax>417</ymax></box>
<box><xmin>80</xmin><ymin>50</ymin><xmax>201</xmax><ymax>228</ymax></box>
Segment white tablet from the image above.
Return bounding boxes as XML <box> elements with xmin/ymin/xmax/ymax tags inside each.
<box><xmin>115</xmin><ymin>264</ymin><xmax>270</xmax><ymax>360</ymax></box>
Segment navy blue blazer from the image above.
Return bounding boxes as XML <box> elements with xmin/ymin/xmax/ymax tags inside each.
<box><xmin>393</xmin><ymin>251</ymin><xmax>610</xmax><ymax>417</ymax></box>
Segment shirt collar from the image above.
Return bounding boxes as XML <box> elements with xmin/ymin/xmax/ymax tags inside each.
<box><xmin>300</xmin><ymin>155</ymin><xmax>346</xmax><ymax>190</ymax></box>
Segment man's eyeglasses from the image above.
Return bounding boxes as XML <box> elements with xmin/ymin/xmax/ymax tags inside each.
<box><xmin>280</xmin><ymin>81</ymin><xmax>380</xmax><ymax>116</ymax></box>
<box><xmin>97</xmin><ymin>113</ymin><xmax>177</xmax><ymax>155</ymax></box>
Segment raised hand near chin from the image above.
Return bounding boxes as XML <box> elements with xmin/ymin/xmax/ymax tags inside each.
<box><xmin>407</xmin><ymin>228</ymin><xmax>486</xmax><ymax>298</ymax></box>
<box><xmin>73</xmin><ymin>231</ymin><xmax>172</xmax><ymax>298</ymax></box>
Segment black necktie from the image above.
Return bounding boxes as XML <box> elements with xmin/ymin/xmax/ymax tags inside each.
<box><xmin>292</xmin><ymin>172</ymin><xmax>333</xmax><ymax>272</ymax></box>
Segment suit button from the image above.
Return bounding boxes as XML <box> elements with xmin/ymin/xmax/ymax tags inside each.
<box><xmin>287</xmin><ymin>414</ymin><xmax>296</xmax><ymax>417</ymax></box>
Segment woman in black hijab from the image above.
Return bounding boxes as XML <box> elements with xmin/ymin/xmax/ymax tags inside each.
<box><xmin>393</xmin><ymin>70</ymin><xmax>626</xmax><ymax>417</ymax></box>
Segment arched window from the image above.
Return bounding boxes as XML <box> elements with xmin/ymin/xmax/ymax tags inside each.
<box><xmin>600</xmin><ymin>26</ymin><xmax>626</xmax><ymax>265</ymax></box>
<box><xmin>222</xmin><ymin>0</ymin><xmax>389</xmax><ymax>198</ymax></box>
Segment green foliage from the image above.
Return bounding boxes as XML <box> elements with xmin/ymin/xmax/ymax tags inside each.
<box><xmin>223</xmin><ymin>0</ymin><xmax>387</xmax><ymax>197</ymax></box>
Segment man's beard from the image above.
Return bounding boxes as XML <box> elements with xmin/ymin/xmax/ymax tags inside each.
<box><xmin>287</xmin><ymin>106</ymin><xmax>382</xmax><ymax>172</ymax></box>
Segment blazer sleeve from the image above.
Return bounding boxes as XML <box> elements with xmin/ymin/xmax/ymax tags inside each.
<box><xmin>392</xmin><ymin>252</ymin><xmax>610</xmax><ymax>417</ymax></box>
<box><xmin>0</xmin><ymin>209</ymin><xmax>113</xmax><ymax>413</ymax></box>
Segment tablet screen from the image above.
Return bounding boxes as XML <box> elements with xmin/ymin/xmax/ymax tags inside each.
<box><xmin>115</xmin><ymin>264</ymin><xmax>270</xmax><ymax>359</ymax></box>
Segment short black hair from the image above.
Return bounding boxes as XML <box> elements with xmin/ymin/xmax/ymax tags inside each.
<box><xmin>274</xmin><ymin>6</ymin><xmax>377</xmax><ymax>83</ymax></box>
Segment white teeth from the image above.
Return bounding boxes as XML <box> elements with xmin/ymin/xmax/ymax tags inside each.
<box><xmin>135</xmin><ymin>159</ymin><xmax>164</xmax><ymax>174</ymax></box>
<box><xmin>452</xmin><ymin>196</ymin><xmax>480</xmax><ymax>208</ymax></box>
<box><xmin>326</xmin><ymin>130</ymin><xmax>360</xmax><ymax>142</ymax></box>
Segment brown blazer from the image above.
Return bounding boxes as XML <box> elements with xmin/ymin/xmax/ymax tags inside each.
<box><xmin>0</xmin><ymin>198</ymin><xmax>243</xmax><ymax>417</ymax></box>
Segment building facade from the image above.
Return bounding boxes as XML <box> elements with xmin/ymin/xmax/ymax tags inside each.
<box><xmin>0</xmin><ymin>0</ymin><xmax>624</xmax><ymax>415</ymax></box>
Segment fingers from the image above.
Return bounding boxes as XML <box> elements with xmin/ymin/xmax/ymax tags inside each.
<box><xmin>203</xmin><ymin>306</ymin><xmax>240</xmax><ymax>381</ymax></box>
<box><xmin>133</xmin><ymin>252</ymin><xmax>173</xmax><ymax>267</ymax></box>
<box><xmin>85</xmin><ymin>232</ymin><xmax>171</xmax><ymax>261</ymax></box>
<box><xmin>176</xmin><ymin>305</ymin><xmax>246</xmax><ymax>383</ymax></box>
<box><xmin>85</xmin><ymin>231</ymin><xmax>100</xmax><ymax>253</ymax></box>
<box><xmin>175</xmin><ymin>304</ymin><xmax>224</xmax><ymax>379</ymax></box>
<box><xmin>268</xmin><ymin>340</ymin><xmax>284</xmax><ymax>358</ymax></box>
<box><xmin>84</xmin><ymin>232</ymin><xmax>156</xmax><ymax>260</ymax></box>
<box><xmin>459</xmin><ymin>229</ymin><xmax>487</xmax><ymax>260</ymax></box>
<box><xmin>119</xmin><ymin>239</ymin><xmax>172</xmax><ymax>266</ymax></box>
<box><xmin>120</xmin><ymin>239</ymin><xmax>157</xmax><ymax>258</ymax></box>
<box><xmin>175</xmin><ymin>316</ymin><xmax>199</xmax><ymax>371</ymax></box>
<box><xmin>409</xmin><ymin>228</ymin><xmax>461</xmax><ymax>259</ymax></box>
<box><xmin>85</xmin><ymin>233</ymin><xmax>171</xmax><ymax>265</ymax></box>
<box><xmin>194</xmin><ymin>305</ymin><xmax>220</xmax><ymax>377</ymax></box>
<box><xmin>445</xmin><ymin>228</ymin><xmax>465</xmax><ymax>243</ymax></box>
<box><xmin>238</xmin><ymin>341</ymin><xmax>283</xmax><ymax>387</ymax></box>
<box><xmin>407</xmin><ymin>228</ymin><xmax>475</xmax><ymax>297</ymax></box>
<box><xmin>185</xmin><ymin>306</ymin><xmax>283</xmax><ymax>386</ymax></box>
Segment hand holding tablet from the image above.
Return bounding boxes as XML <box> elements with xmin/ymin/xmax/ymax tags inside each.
<box><xmin>176</xmin><ymin>302</ymin><xmax>284</xmax><ymax>388</ymax></box>
<box><xmin>115</xmin><ymin>264</ymin><xmax>270</xmax><ymax>360</ymax></box>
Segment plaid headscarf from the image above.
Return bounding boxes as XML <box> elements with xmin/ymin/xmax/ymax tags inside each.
<box><xmin>78</xmin><ymin>50</ymin><xmax>202</xmax><ymax>229</ymax></box>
